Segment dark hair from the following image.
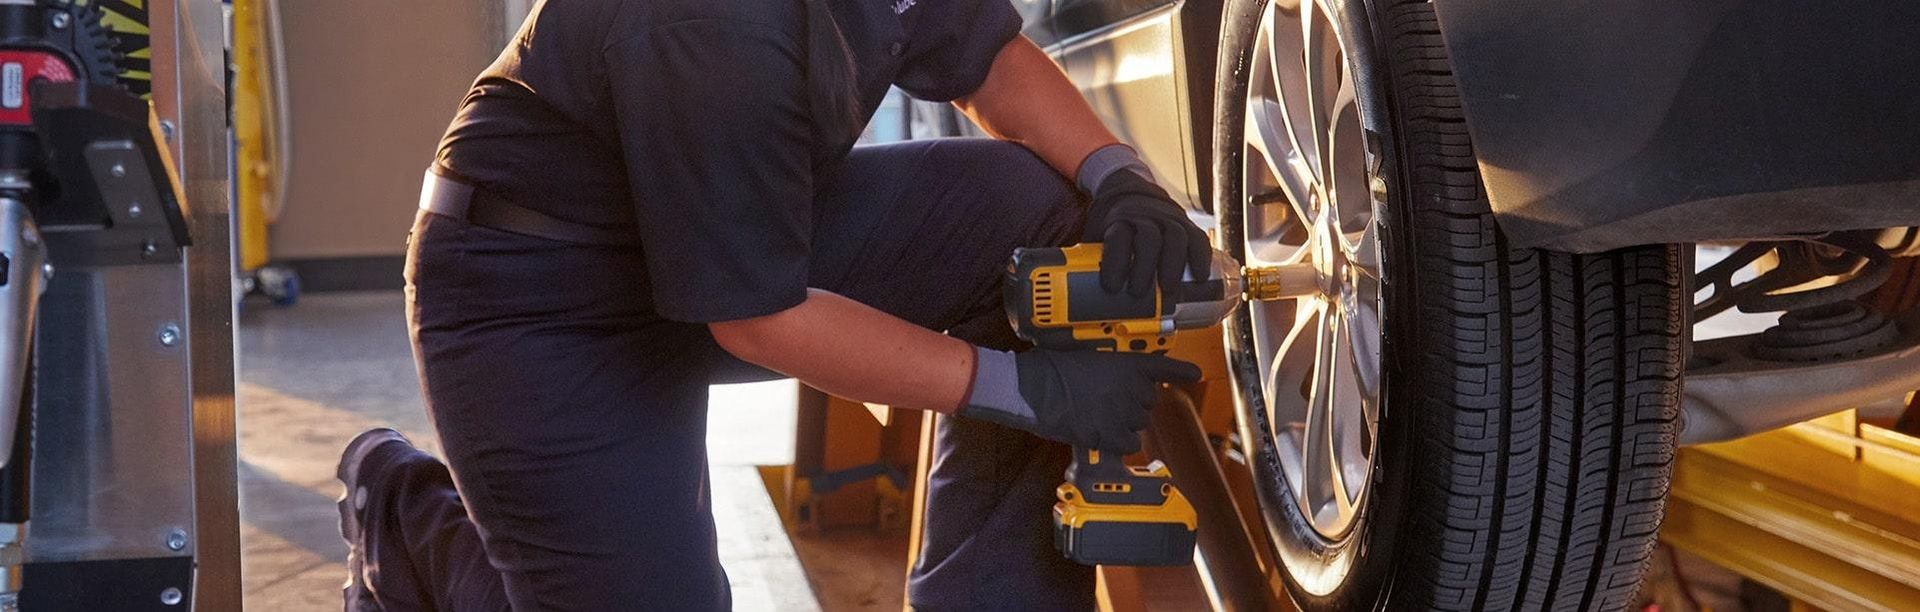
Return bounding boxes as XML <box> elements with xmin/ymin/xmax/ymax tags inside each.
<box><xmin>803</xmin><ymin>0</ymin><xmax>862</xmax><ymax>159</ymax></box>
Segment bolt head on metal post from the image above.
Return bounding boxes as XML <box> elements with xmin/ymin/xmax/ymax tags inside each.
<box><xmin>157</xmin><ymin>324</ymin><xmax>181</xmax><ymax>347</ymax></box>
<box><xmin>127</xmin><ymin>204</ymin><xmax>143</xmax><ymax>218</ymax></box>
<box><xmin>109</xmin><ymin>163</ymin><xmax>126</xmax><ymax>179</ymax></box>
<box><xmin>159</xmin><ymin>587</ymin><xmax>182</xmax><ymax>606</ymax></box>
<box><xmin>48</xmin><ymin>12</ymin><xmax>68</xmax><ymax>30</ymax></box>
<box><xmin>165</xmin><ymin>529</ymin><xmax>188</xmax><ymax>551</ymax></box>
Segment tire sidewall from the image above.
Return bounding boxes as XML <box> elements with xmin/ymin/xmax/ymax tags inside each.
<box><xmin>1213</xmin><ymin>0</ymin><xmax>1418</xmax><ymax>608</ymax></box>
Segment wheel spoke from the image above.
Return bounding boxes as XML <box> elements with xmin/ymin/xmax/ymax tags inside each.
<box><xmin>1300</xmin><ymin>305</ymin><xmax>1342</xmax><ymax>528</ymax></box>
<box><xmin>1245</xmin><ymin>98</ymin><xmax>1318</xmax><ymax>239</ymax></box>
<box><xmin>1262</xmin><ymin>298</ymin><xmax>1322</xmax><ymax>438</ymax></box>
<box><xmin>1265</xmin><ymin>0</ymin><xmax>1315</xmax><ymax>180</ymax></box>
<box><xmin>1245</xmin><ymin>1</ymin><xmax>1321</xmax><ymax>247</ymax></box>
<box><xmin>1330</xmin><ymin>301</ymin><xmax>1376</xmax><ymax>509</ymax></box>
<box><xmin>1326</xmin><ymin>77</ymin><xmax>1373</xmax><ymax>250</ymax></box>
<box><xmin>1267</xmin><ymin>292</ymin><xmax>1321</xmax><ymax>516</ymax></box>
<box><xmin>1339</xmin><ymin>289</ymin><xmax>1383</xmax><ymax>433</ymax></box>
<box><xmin>1301</xmin><ymin>0</ymin><xmax>1343</xmax><ymax>187</ymax></box>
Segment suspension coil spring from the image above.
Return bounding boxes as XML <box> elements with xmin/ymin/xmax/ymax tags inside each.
<box><xmin>1699</xmin><ymin>233</ymin><xmax>1898</xmax><ymax>361</ymax></box>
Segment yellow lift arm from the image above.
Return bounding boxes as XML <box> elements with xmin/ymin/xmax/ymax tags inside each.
<box><xmin>1663</xmin><ymin>411</ymin><xmax>1920</xmax><ymax>611</ymax></box>
<box><xmin>231</xmin><ymin>0</ymin><xmax>289</xmax><ymax>273</ymax></box>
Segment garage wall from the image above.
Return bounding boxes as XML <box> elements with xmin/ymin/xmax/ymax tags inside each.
<box><xmin>267</xmin><ymin>1</ymin><xmax>524</xmax><ymax>266</ymax></box>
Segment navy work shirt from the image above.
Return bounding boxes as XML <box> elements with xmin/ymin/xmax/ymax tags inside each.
<box><xmin>434</xmin><ymin>0</ymin><xmax>1022</xmax><ymax>323</ymax></box>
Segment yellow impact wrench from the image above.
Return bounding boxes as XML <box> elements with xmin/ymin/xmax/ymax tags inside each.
<box><xmin>1005</xmin><ymin>242</ymin><xmax>1309</xmax><ymax>565</ymax></box>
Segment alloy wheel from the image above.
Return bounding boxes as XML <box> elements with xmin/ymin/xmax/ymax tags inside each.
<box><xmin>1239</xmin><ymin>0</ymin><xmax>1385</xmax><ymax>541</ymax></box>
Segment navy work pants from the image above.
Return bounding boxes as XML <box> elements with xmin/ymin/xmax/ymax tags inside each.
<box><xmin>365</xmin><ymin>139</ymin><xmax>1096</xmax><ymax>610</ymax></box>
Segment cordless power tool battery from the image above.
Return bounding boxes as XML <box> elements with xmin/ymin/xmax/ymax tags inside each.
<box><xmin>1052</xmin><ymin>448</ymin><xmax>1198</xmax><ymax>566</ymax></box>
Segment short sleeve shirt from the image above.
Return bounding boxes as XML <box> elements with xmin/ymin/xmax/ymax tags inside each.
<box><xmin>435</xmin><ymin>0</ymin><xmax>1022</xmax><ymax>322</ymax></box>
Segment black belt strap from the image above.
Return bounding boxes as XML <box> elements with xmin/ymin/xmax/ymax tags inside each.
<box><xmin>417</xmin><ymin>171</ymin><xmax>640</xmax><ymax>247</ymax></box>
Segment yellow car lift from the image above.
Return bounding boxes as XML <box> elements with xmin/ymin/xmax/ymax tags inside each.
<box><xmin>232</xmin><ymin>0</ymin><xmax>293</xmax><ymax>297</ymax></box>
<box><xmin>1663</xmin><ymin>410</ymin><xmax>1920</xmax><ymax>611</ymax></box>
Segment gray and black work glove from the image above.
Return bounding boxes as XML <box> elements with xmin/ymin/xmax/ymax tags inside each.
<box><xmin>958</xmin><ymin>347</ymin><xmax>1202</xmax><ymax>454</ymax></box>
<box><xmin>1078</xmin><ymin>146</ymin><xmax>1212</xmax><ymax>298</ymax></box>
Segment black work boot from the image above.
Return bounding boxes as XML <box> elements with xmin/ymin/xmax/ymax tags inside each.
<box><xmin>337</xmin><ymin>428</ymin><xmax>412</xmax><ymax>612</ymax></box>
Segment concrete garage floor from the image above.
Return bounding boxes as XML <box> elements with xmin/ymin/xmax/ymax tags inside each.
<box><xmin>237</xmin><ymin>291</ymin><xmax>826</xmax><ymax>610</ymax></box>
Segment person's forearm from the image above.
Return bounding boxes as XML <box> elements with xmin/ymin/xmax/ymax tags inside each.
<box><xmin>955</xmin><ymin>35</ymin><xmax>1119</xmax><ymax>180</ymax></box>
<box><xmin>709</xmin><ymin>289</ymin><xmax>975</xmax><ymax>414</ymax></box>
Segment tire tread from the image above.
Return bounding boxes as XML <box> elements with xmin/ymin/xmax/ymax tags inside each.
<box><xmin>1378</xmin><ymin>2</ymin><xmax>1683</xmax><ymax>610</ymax></box>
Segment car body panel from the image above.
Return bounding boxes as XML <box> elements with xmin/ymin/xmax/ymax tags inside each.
<box><xmin>1020</xmin><ymin>0</ymin><xmax>1920</xmax><ymax>252</ymax></box>
<box><xmin>1432</xmin><ymin>0</ymin><xmax>1920</xmax><ymax>251</ymax></box>
<box><xmin>1054</xmin><ymin>0</ymin><xmax>1179</xmax><ymax>42</ymax></box>
<box><xmin>1011</xmin><ymin>0</ymin><xmax>1058</xmax><ymax>46</ymax></box>
<box><xmin>1051</xmin><ymin>4</ymin><xmax>1205</xmax><ymax>210</ymax></box>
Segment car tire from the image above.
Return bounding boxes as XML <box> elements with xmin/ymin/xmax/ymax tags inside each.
<box><xmin>1211</xmin><ymin>0</ymin><xmax>1688</xmax><ymax>610</ymax></box>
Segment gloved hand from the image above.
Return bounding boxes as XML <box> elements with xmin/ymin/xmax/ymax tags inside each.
<box><xmin>1083</xmin><ymin>164</ymin><xmax>1213</xmax><ymax>298</ymax></box>
<box><xmin>958</xmin><ymin>347</ymin><xmax>1202</xmax><ymax>453</ymax></box>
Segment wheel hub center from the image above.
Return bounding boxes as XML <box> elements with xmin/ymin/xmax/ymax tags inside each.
<box><xmin>1310</xmin><ymin>191</ymin><xmax>1344</xmax><ymax>298</ymax></box>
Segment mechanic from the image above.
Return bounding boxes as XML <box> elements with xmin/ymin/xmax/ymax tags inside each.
<box><xmin>335</xmin><ymin>0</ymin><xmax>1211</xmax><ymax>609</ymax></box>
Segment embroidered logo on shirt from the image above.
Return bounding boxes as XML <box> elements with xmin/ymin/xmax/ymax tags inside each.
<box><xmin>893</xmin><ymin>0</ymin><xmax>917</xmax><ymax>15</ymax></box>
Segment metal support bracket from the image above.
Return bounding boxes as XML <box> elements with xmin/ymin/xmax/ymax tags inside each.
<box><xmin>1683</xmin><ymin>309</ymin><xmax>1920</xmax><ymax>445</ymax></box>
